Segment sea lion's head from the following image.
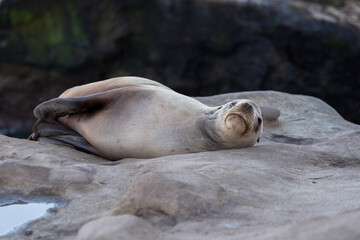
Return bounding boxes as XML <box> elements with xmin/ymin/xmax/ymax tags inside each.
<box><xmin>214</xmin><ymin>99</ymin><xmax>263</xmax><ymax>148</ymax></box>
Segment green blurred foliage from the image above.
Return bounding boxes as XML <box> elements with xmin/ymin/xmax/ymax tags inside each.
<box><xmin>4</xmin><ymin>1</ymin><xmax>88</xmax><ymax>67</ymax></box>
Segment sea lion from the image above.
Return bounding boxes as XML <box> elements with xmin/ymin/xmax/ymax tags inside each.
<box><xmin>29</xmin><ymin>77</ymin><xmax>279</xmax><ymax>160</ymax></box>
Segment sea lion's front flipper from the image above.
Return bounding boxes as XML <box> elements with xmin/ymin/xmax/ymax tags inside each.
<box><xmin>259</xmin><ymin>106</ymin><xmax>280</xmax><ymax>121</ymax></box>
<box><xmin>29</xmin><ymin>119</ymin><xmax>103</xmax><ymax>157</ymax></box>
<box><xmin>39</xmin><ymin>134</ymin><xmax>103</xmax><ymax>156</ymax></box>
<box><xmin>31</xmin><ymin>119</ymin><xmax>79</xmax><ymax>139</ymax></box>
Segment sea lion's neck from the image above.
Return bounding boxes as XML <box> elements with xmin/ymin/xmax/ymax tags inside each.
<box><xmin>196</xmin><ymin>108</ymin><xmax>226</xmax><ymax>150</ymax></box>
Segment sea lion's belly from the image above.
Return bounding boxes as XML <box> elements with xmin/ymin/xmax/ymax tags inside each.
<box><xmin>60</xmin><ymin>88</ymin><xmax>205</xmax><ymax>159</ymax></box>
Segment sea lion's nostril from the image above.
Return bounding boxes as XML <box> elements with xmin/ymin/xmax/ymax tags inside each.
<box><xmin>244</xmin><ymin>102</ymin><xmax>252</xmax><ymax>111</ymax></box>
<box><xmin>229</xmin><ymin>101</ymin><xmax>237</xmax><ymax>108</ymax></box>
<box><xmin>258</xmin><ymin>117</ymin><xmax>262</xmax><ymax>126</ymax></box>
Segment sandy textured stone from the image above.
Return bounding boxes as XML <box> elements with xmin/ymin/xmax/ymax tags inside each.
<box><xmin>76</xmin><ymin>215</ymin><xmax>161</xmax><ymax>240</ymax></box>
<box><xmin>256</xmin><ymin>209</ymin><xmax>360</xmax><ymax>240</ymax></box>
<box><xmin>116</xmin><ymin>170</ymin><xmax>229</xmax><ymax>218</ymax></box>
<box><xmin>0</xmin><ymin>90</ymin><xmax>359</xmax><ymax>240</ymax></box>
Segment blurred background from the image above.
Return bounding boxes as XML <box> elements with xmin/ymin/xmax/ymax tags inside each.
<box><xmin>0</xmin><ymin>0</ymin><xmax>359</xmax><ymax>138</ymax></box>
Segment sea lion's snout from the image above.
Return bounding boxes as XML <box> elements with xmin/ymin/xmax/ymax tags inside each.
<box><xmin>226</xmin><ymin>101</ymin><xmax>254</xmax><ymax>113</ymax></box>
<box><xmin>219</xmin><ymin>99</ymin><xmax>263</xmax><ymax>147</ymax></box>
<box><xmin>223</xmin><ymin>101</ymin><xmax>256</xmax><ymax>135</ymax></box>
<box><xmin>227</xmin><ymin>101</ymin><xmax>256</xmax><ymax>123</ymax></box>
<box><xmin>225</xmin><ymin>113</ymin><xmax>247</xmax><ymax>134</ymax></box>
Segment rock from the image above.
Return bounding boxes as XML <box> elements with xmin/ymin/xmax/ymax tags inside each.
<box><xmin>0</xmin><ymin>90</ymin><xmax>360</xmax><ymax>240</ymax></box>
<box><xmin>258</xmin><ymin>210</ymin><xmax>360</xmax><ymax>240</ymax></box>
<box><xmin>115</xmin><ymin>170</ymin><xmax>229</xmax><ymax>218</ymax></box>
<box><xmin>76</xmin><ymin>215</ymin><xmax>161</xmax><ymax>240</ymax></box>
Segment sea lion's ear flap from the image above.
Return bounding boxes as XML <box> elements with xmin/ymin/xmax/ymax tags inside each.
<box><xmin>259</xmin><ymin>106</ymin><xmax>280</xmax><ymax>121</ymax></box>
<box><xmin>34</xmin><ymin>93</ymin><xmax>111</xmax><ymax>120</ymax></box>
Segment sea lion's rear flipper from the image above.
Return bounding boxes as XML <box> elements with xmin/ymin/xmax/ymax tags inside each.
<box><xmin>259</xmin><ymin>106</ymin><xmax>281</xmax><ymax>121</ymax></box>
<box><xmin>34</xmin><ymin>93</ymin><xmax>111</xmax><ymax>120</ymax></box>
<box><xmin>30</xmin><ymin>93</ymin><xmax>111</xmax><ymax>157</ymax></box>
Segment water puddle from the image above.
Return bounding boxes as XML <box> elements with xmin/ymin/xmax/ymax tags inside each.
<box><xmin>0</xmin><ymin>196</ymin><xmax>65</xmax><ymax>237</ymax></box>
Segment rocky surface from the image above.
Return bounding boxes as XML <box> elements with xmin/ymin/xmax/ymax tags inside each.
<box><xmin>0</xmin><ymin>0</ymin><xmax>359</xmax><ymax>138</ymax></box>
<box><xmin>1</xmin><ymin>91</ymin><xmax>360</xmax><ymax>240</ymax></box>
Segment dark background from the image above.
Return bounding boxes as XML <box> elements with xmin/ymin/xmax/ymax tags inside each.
<box><xmin>0</xmin><ymin>0</ymin><xmax>359</xmax><ymax>138</ymax></box>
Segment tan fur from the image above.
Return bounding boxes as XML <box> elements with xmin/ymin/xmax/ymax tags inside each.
<box><xmin>32</xmin><ymin>77</ymin><xmax>265</xmax><ymax>160</ymax></box>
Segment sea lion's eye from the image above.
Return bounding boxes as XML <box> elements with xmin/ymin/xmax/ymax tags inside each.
<box><xmin>217</xmin><ymin>106</ymin><xmax>222</xmax><ymax>110</ymax></box>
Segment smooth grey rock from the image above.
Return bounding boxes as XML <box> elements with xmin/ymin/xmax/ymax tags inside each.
<box><xmin>76</xmin><ymin>215</ymin><xmax>161</xmax><ymax>240</ymax></box>
<box><xmin>257</xmin><ymin>209</ymin><xmax>360</xmax><ymax>240</ymax></box>
<box><xmin>116</xmin><ymin>170</ymin><xmax>229</xmax><ymax>218</ymax></box>
<box><xmin>0</xmin><ymin>90</ymin><xmax>359</xmax><ymax>240</ymax></box>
